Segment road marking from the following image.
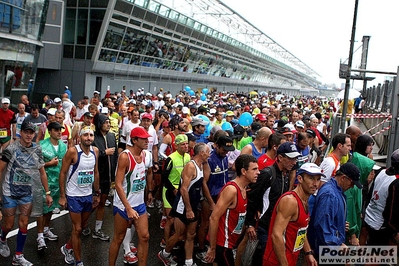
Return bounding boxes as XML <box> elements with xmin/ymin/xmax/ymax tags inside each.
<box><xmin>7</xmin><ymin>210</ymin><xmax>69</xmax><ymax>238</ymax></box>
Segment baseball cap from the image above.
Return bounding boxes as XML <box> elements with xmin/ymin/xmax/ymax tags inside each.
<box><xmin>101</xmin><ymin>107</ymin><xmax>109</xmax><ymax>114</ymax></box>
<box><xmin>255</xmin><ymin>113</ymin><xmax>267</xmax><ymax>121</ymax></box>
<box><xmin>339</xmin><ymin>162</ymin><xmax>362</xmax><ymax>189</ymax></box>
<box><xmin>47</xmin><ymin>108</ymin><xmax>57</xmax><ymax>116</ymax></box>
<box><xmin>182</xmin><ymin>107</ymin><xmax>189</xmax><ymax>114</ymax></box>
<box><xmin>21</xmin><ymin>121</ymin><xmax>36</xmax><ymax>132</ymax></box>
<box><xmin>191</xmin><ymin>117</ymin><xmax>209</xmax><ymax>127</ymax></box>
<box><xmin>141</xmin><ymin>113</ymin><xmax>153</xmax><ymax>120</ymax></box>
<box><xmin>175</xmin><ymin>134</ymin><xmax>188</xmax><ymax>145</ymax></box>
<box><xmin>162</xmin><ymin>121</ymin><xmax>169</xmax><ymax>128</ymax></box>
<box><xmin>210</xmin><ymin>125</ymin><xmax>222</xmax><ymax>135</ymax></box>
<box><xmin>295</xmin><ymin>120</ymin><xmax>305</xmax><ymax>128</ymax></box>
<box><xmin>297</xmin><ymin>163</ymin><xmax>325</xmax><ymax>178</ymax></box>
<box><xmin>233</xmin><ymin>125</ymin><xmax>245</xmax><ymax>139</ymax></box>
<box><xmin>127</xmin><ymin>99</ymin><xmax>136</xmax><ymax>104</ymax></box>
<box><xmin>305</xmin><ymin>129</ymin><xmax>316</xmax><ymax>138</ymax></box>
<box><xmin>146</xmin><ymin>92</ymin><xmax>152</xmax><ymax>97</ymax></box>
<box><xmin>216</xmin><ymin>136</ymin><xmax>235</xmax><ymax>151</ymax></box>
<box><xmin>47</xmin><ymin>122</ymin><xmax>64</xmax><ymax>131</ymax></box>
<box><xmin>277</xmin><ymin>142</ymin><xmax>301</xmax><ymax>158</ymax></box>
<box><xmin>1</xmin><ymin>98</ymin><xmax>10</xmax><ymax>104</ymax></box>
<box><xmin>225</xmin><ymin>111</ymin><xmax>234</xmax><ymax>117</ymax></box>
<box><xmin>83</xmin><ymin>111</ymin><xmax>93</xmax><ymax>118</ymax></box>
<box><xmin>54</xmin><ymin>97</ymin><xmax>62</xmax><ymax>103</ymax></box>
<box><xmin>279</xmin><ymin>127</ymin><xmax>293</xmax><ymax>135</ymax></box>
<box><xmin>94</xmin><ymin>90</ymin><xmax>100</xmax><ymax>95</ymax></box>
<box><xmin>130</xmin><ymin>126</ymin><xmax>151</xmax><ymax>139</ymax></box>
<box><xmin>45</xmin><ymin>99</ymin><xmax>54</xmax><ymax>106</ymax></box>
<box><xmin>251</xmin><ymin>122</ymin><xmax>262</xmax><ymax>133</ymax></box>
<box><xmin>186</xmin><ymin>133</ymin><xmax>198</xmax><ymax>142</ymax></box>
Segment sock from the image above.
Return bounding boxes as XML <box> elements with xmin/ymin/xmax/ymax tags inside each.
<box><xmin>1</xmin><ymin>226</ymin><xmax>9</xmax><ymax>241</ymax></box>
<box><xmin>44</xmin><ymin>226</ymin><xmax>49</xmax><ymax>233</ymax></box>
<box><xmin>163</xmin><ymin>249</ymin><xmax>171</xmax><ymax>257</ymax></box>
<box><xmin>123</xmin><ymin>228</ymin><xmax>131</xmax><ymax>254</ymax></box>
<box><xmin>185</xmin><ymin>259</ymin><xmax>193</xmax><ymax>266</ymax></box>
<box><xmin>66</xmin><ymin>242</ymin><xmax>73</xmax><ymax>249</ymax></box>
<box><xmin>95</xmin><ymin>220</ymin><xmax>103</xmax><ymax>232</ymax></box>
<box><xmin>38</xmin><ymin>232</ymin><xmax>44</xmax><ymax>239</ymax></box>
<box><xmin>16</xmin><ymin>228</ymin><xmax>27</xmax><ymax>254</ymax></box>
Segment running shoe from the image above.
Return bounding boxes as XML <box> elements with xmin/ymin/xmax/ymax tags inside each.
<box><xmin>44</xmin><ymin>228</ymin><xmax>58</xmax><ymax>241</ymax></box>
<box><xmin>129</xmin><ymin>243</ymin><xmax>137</xmax><ymax>254</ymax></box>
<box><xmin>123</xmin><ymin>252</ymin><xmax>138</xmax><ymax>264</ymax></box>
<box><xmin>160</xmin><ymin>216</ymin><xmax>167</xmax><ymax>229</ymax></box>
<box><xmin>155</xmin><ymin>200</ymin><xmax>163</xmax><ymax>209</ymax></box>
<box><xmin>104</xmin><ymin>199</ymin><xmax>111</xmax><ymax>207</ymax></box>
<box><xmin>76</xmin><ymin>262</ymin><xmax>84</xmax><ymax>266</ymax></box>
<box><xmin>60</xmin><ymin>244</ymin><xmax>75</xmax><ymax>264</ymax></box>
<box><xmin>159</xmin><ymin>238</ymin><xmax>166</xmax><ymax>248</ymax></box>
<box><xmin>0</xmin><ymin>239</ymin><xmax>10</xmax><ymax>257</ymax></box>
<box><xmin>147</xmin><ymin>201</ymin><xmax>154</xmax><ymax>208</ymax></box>
<box><xmin>52</xmin><ymin>207</ymin><xmax>61</xmax><ymax>214</ymax></box>
<box><xmin>37</xmin><ymin>236</ymin><xmax>47</xmax><ymax>251</ymax></box>
<box><xmin>12</xmin><ymin>254</ymin><xmax>33</xmax><ymax>266</ymax></box>
<box><xmin>183</xmin><ymin>263</ymin><xmax>197</xmax><ymax>266</ymax></box>
<box><xmin>92</xmin><ymin>229</ymin><xmax>110</xmax><ymax>241</ymax></box>
<box><xmin>158</xmin><ymin>250</ymin><xmax>177</xmax><ymax>266</ymax></box>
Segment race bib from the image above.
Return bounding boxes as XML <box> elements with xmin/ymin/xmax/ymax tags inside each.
<box><xmin>131</xmin><ymin>177</ymin><xmax>146</xmax><ymax>193</ymax></box>
<box><xmin>293</xmin><ymin>226</ymin><xmax>308</xmax><ymax>252</ymax></box>
<box><xmin>13</xmin><ymin>169</ymin><xmax>32</xmax><ymax>186</ymax></box>
<box><xmin>77</xmin><ymin>170</ymin><xmax>94</xmax><ymax>187</ymax></box>
<box><xmin>232</xmin><ymin>211</ymin><xmax>246</xmax><ymax>234</ymax></box>
<box><xmin>0</xmin><ymin>128</ymin><xmax>7</xmax><ymax>138</ymax></box>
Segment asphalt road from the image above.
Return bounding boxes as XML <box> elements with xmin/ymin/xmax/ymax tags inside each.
<box><xmin>0</xmin><ymin>202</ymin><xmax>207</xmax><ymax>266</ymax></box>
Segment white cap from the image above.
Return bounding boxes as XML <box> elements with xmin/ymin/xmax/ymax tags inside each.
<box><xmin>141</xmin><ymin>100</ymin><xmax>148</xmax><ymax>106</ymax></box>
<box><xmin>1</xmin><ymin>98</ymin><xmax>10</xmax><ymax>104</ymax></box>
<box><xmin>101</xmin><ymin>107</ymin><xmax>109</xmax><ymax>114</ymax></box>
<box><xmin>47</xmin><ymin>108</ymin><xmax>57</xmax><ymax>116</ymax></box>
<box><xmin>209</xmin><ymin>108</ymin><xmax>216</xmax><ymax>114</ymax></box>
<box><xmin>94</xmin><ymin>90</ymin><xmax>100</xmax><ymax>94</ymax></box>
<box><xmin>166</xmin><ymin>93</ymin><xmax>172</xmax><ymax>98</ymax></box>
<box><xmin>146</xmin><ymin>92</ymin><xmax>152</xmax><ymax>97</ymax></box>
<box><xmin>172</xmin><ymin>103</ymin><xmax>179</xmax><ymax>108</ymax></box>
<box><xmin>182</xmin><ymin>107</ymin><xmax>189</xmax><ymax>114</ymax></box>
<box><xmin>54</xmin><ymin>97</ymin><xmax>62</xmax><ymax>103</ymax></box>
<box><xmin>158</xmin><ymin>94</ymin><xmax>163</xmax><ymax>98</ymax></box>
<box><xmin>127</xmin><ymin>99</ymin><xmax>136</xmax><ymax>104</ymax></box>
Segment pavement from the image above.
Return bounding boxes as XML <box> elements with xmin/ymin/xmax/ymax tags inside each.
<box><xmin>1</xmin><ymin>202</ymin><xmax>206</xmax><ymax>266</ymax></box>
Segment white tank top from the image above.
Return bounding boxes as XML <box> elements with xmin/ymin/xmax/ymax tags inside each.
<box><xmin>113</xmin><ymin>150</ymin><xmax>146</xmax><ymax>210</ymax></box>
<box><xmin>66</xmin><ymin>145</ymin><xmax>96</xmax><ymax>197</ymax></box>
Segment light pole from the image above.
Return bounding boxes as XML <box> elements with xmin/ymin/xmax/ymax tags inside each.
<box><xmin>340</xmin><ymin>0</ymin><xmax>359</xmax><ymax>132</ymax></box>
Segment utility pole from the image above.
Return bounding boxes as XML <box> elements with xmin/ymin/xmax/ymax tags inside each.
<box><xmin>340</xmin><ymin>0</ymin><xmax>359</xmax><ymax>132</ymax></box>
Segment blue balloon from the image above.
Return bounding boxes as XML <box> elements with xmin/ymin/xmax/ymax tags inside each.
<box><xmin>200</xmin><ymin>94</ymin><xmax>206</xmax><ymax>101</ymax></box>
<box><xmin>202</xmin><ymin>88</ymin><xmax>208</xmax><ymax>95</ymax></box>
<box><xmin>221</xmin><ymin>122</ymin><xmax>233</xmax><ymax>132</ymax></box>
<box><xmin>185</xmin><ymin>86</ymin><xmax>191</xmax><ymax>92</ymax></box>
<box><xmin>189</xmin><ymin>90</ymin><xmax>195</xmax><ymax>96</ymax></box>
<box><xmin>238</xmin><ymin>112</ymin><xmax>253</xmax><ymax>127</ymax></box>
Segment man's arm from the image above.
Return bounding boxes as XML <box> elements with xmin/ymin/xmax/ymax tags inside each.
<box><xmin>152</xmin><ymin>144</ymin><xmax>159</xmax><ymax>171</ymax></box>
<box><xmin>58</xmin><ymin>147</ymin><xmax>76</xmax><ymax>208</ymax></box>
<box><xmin>205</xmin><ymin>184</ymin><xmax>237</xmax><ymax>263</ymax></box>
<box><xmin>146</xmin><ymin>167</ymin><xmax>154</xmax><ymax>205</ymax></box>
<box><xmin>92</xmin><ymin>146</ymin><xmax>100</xmax><ymax>192</ymax></box>
<box><xmin>270</xmin><ymin>195</ymin><xmax>297</xmax><ymax>266</ymax></box>
<box><xmin>161</xmin><ymin>157</ymin><xmax>175</xmax><ymax>191</ymax></box>
<box><xmin>180</xmin><ymin>162</ymin><xmax>195</xmax><ymax>219</ymax></box>
<box><xmin>39</xmin><ymin>166</ymin><xmax>53</xmax><ymax>207</ymax></box>
<box><xmin>240</xmin><ymin>144</ymin><xmax>252</xmax><ymax>155</ymax></box>
<box><xmin>201</xmin><ymin>162</ymin><xmax>214</xmax><ymax>209</ymax></box>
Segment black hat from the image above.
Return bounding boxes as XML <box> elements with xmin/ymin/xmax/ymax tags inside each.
<box><xmin>83</xmin><ymin>112</ymin><xmax>93</xmax><ymax>118</ymax></box>
<box><xmin>21</xmin><ymin>121</ymin><xmax>36</xmax><ymax>132</ymax></box>
<box><xmin>216</xmin><ymin>136</ymin><xmax>235</xmax><ymax>151</ymax></box>
<box><xmin>306</xmin><ymin>129</ymin><xmax>316</xmax><ymax>138</ymax></box>
<box><xmin>233</xmin><ymin>125</ymin><xmax>245</xmax><ymax>139</ymax></box>
<box><xmin>47</xmin><ymin>122</ymin><xmax>65</xmax><ymax>131</ymax></box>
<box><xmin>186</xmin><ymin>133</ymin><xmax>198</xmax><ymax>142</ymax></box>
<box><xmin>251</xmin><ymin>122</ymin><xmax>262</xmax><ymax>133</ymax></box>
<box><xmin>339</xmin><ymin>162</ymin><xmax>362</xmax><ymax>189</ymax></box>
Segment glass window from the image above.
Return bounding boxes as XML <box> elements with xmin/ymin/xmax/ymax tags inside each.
<box><xmin>158</xmin><ymin>5</ymin><xmax>170</xmax><ymax>17</ymax></box>
<box><xmin>75</xmin><ymin>45</ymin><xmax>86</xmax><ymax>59</ymax></box>
<box><xmin>89</xmin><ymin>9</ymin><xmax>105</xmax><ymax>45</ymax></box>
<box><xmin>114</xmin><ymin>0</ymin><xmax>132</xmax><ymax>14</ymax></box>
<box><xmin>87</xmin><ymin>46</ymin><xmax>94</xmax><ymax>59</ymax></box>
<box><xmin>90</xmin><ymin>0</ymin><xmax>108</xmax><ymax>8</ymax></box>
<box><xmin>112</xmin><ymin>14</ymin><xmax>129</xmax><ymax>23</ymax></box>
<box><xmin>169</xmin><ymin>10</ymin><xmax>179</xmax><ymax>21</ymax></box>
<box><xmin>186</xmin><ymin>18</ymin><xmax>194</xmax><ymax>28</ymax></box>
<box><xmin>76</xmin><ymin>9</ymin><xmax>88</xmax><ymax>44</ymax></box>
<box><xmin>178</xmin><ymin>15</ymin><xmax>187</xmax><ymax>24</ymax></box>
<box><xmin>66</xmin><ymin>0</ymin><xmax>77</xmax><ymax>7</ymax></box>
<box><xmin>147</xmin><ymin>2</ymin><xmax>160</xmax><ymax>12</ymax></box>
<box><xmin>63</xmin><ymin>45</ymin><xmax>74</xmax><ymax>58</ymax></box>
<box><xmin>64</xmin><ymin>9</ymin><xmax>76</xmax><ymax>44</ymax></box>
<box><xmin>79</xmin><ymin>0</ymin><xmax>89</xmax><ymax>7</ymax></box>
<box><xmin>135</xmin><ymin>0</ymin><xmax>148</xmax><ymax>8</ymax></box>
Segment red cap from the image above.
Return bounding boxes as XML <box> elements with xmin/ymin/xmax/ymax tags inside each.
<box><xmin>255</xmin><ymin>113</ymin><xmax>267</xmax><ymax>121</ymax></box>
<box><xmin>130</xmin><ymin>126</ymin><xmax>151</xmax><ymax>139</ymax></box>
<box><xmin>244</xmin><ymin>106</ymin><xmax>250</xmax><ymax>111</ymax></box>
<box><xmin>141</xmin><ymin>113</ymin><xmax>153</xmax><ymax>120</ymax></box>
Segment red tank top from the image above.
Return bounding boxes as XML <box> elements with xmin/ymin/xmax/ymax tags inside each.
<box><xmin>215</xmin><ymin>181</ymin><xmax>247</xmax><ymax>249</ymax></box>
<box><xmin>164</xmin><ymin>132</ymin><xmax>177</xmax><ymax>157</ymax></box>
<box><xmin>263</xmin><ymin>191</ymin><xmax>310</xmax><ymax>266</ymax></box>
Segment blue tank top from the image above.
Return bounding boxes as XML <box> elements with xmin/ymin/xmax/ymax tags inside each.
<box><xmin>250</xmin><ymin>142</ymin><xmax>265</xmax><ymax>160</ymax></box>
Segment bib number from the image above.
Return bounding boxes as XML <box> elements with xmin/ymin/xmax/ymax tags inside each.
<box><xmin>0</xmin><ymin>128</ymin><xmax>7</xmax><ymax>138</ymax></box>
<box><xmin>77</xmin><ymin>170</ymin><xmax>94</xmax><ymax>187</ymax></box>
<box><xmin>293</xmin><ymin>226</ymin><xmax>308</xmax><ymax>252</ymax></box>
<box><xmin>13</xmin><ymin>169</ymin><xmax>31</xmax><ymax>186</ymax></box>
<box><xmin>131</xmin><ymin>178</ymin><xmax>146</xmax><ymax>193</ymax></box>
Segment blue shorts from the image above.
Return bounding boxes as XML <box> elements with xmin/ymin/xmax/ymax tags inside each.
<box><xmin>113</xmin><ymin>203</ymin><xmax>146</xmax><ymax>221</ymax></box>
<box><xmin>67</xmin><ymin>195</ymin><xmax>92</xmax><ymax>213</ymax></box>
<box><xmin>2</xmin><ymin>195</ymin><xmax>33</xmax><ymax>209</ymax></box>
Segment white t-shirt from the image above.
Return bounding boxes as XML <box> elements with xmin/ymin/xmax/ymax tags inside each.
<box><xmin>320</xmin><ymin>156</ymin><xmax>340</xmax><ymax>183</ymax></box>
<box><xmin>121</xmin><ymin>121</ymin><xmax>140</xmax><ymax>145</ymax></box>
<box><xmin>145</xmin><ymin>126</ymin><xmax>158</xmax><ymax>151</ymax></box>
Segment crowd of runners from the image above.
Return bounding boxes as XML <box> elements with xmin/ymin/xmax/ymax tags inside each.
<box><xmin>0</xmin><ymin>86</ymin><xmax>397</xmax><ymax>266</ymax></box>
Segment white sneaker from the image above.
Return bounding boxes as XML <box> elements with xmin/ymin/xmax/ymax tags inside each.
<box><xmin>52</xmin><ymin>207</ymin><xmax>61</xmax><ymax>214</ymax></box>
<box><xmin>0</xmin><ymin>239</ymin><xmax>10</xmax><ymax>257</ymax></box>
<box><xmin>44</xmin><ymin>229</ymin><xmax>58</xmax><ymax>241</ymax></box>
<box><xmin>37</xmin><ymin>236</ymin><xmax>47</xmax><ymax>251</ymax></box>
<box><xmin>60</xmin><ymin>244</ymin><xmax>75</xmax><ymax>264</ymax></box>
<box><xmin>12</xmin><ymin>254</ymin><xmax>33</xmax><ymax>266</ymax></box>
<box><xmin>104</xmin><ymin>199</ymin><xmax>111</xmax><ymax>207</ymax></box>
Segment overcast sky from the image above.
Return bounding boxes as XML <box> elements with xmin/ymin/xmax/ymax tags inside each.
<box><xmin>226</xmin><ymin>0</ymin><xmax>399</xmax><ymax>88</ymax></box>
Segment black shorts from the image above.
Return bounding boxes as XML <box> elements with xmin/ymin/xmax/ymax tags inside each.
<box><xmin>100</xmin><ymin>181</ymin><xmax>111</xmax><ymax>196</ymax></box>
<box><xmin>169</xmin><ymin>209</ymin><xmax>199</xmax><ymax>225</ymax></box>
<box><xmin>215</xmin><ymin>245</ymin><xmax>235</xmax><ymax>266</ymax></box>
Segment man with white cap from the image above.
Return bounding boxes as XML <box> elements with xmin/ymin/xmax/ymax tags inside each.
<box><xmin>0</xmin><ymin>98</ymin><xmax>16</xmax><ymax>150</ymax></box>
<box><xmin>191</xmin><ymin>117</ymin><xmax>209</xmax><ymax>144</ymax></box>
<box><xmin>14</xmin><ymin>102</ymin><xmax>29</xmax><ymax>139</ymax></box>
<box><xmin>263</xmin><ymin>163</ymin><xmax>322</xmax><ymax>266</ymax></box>
<box><xmin>59</xmin><ymin>125</ymin><xmax>100</xmax><ymax>266</ymax></box>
